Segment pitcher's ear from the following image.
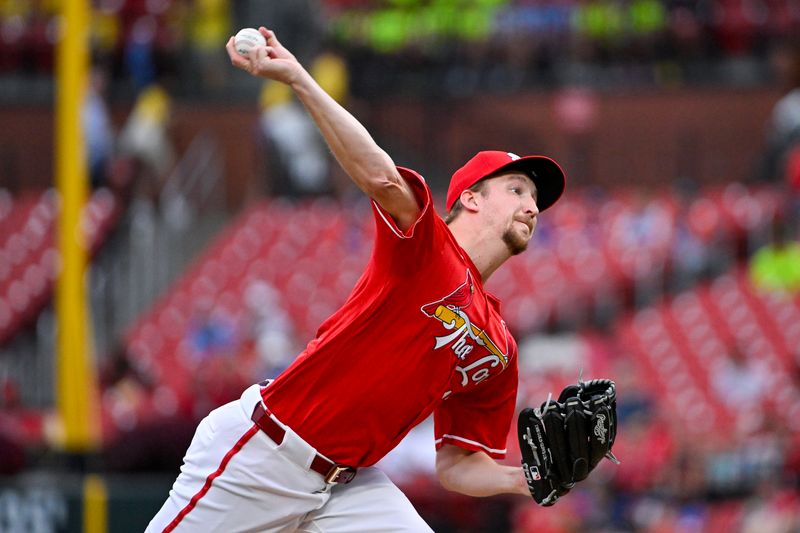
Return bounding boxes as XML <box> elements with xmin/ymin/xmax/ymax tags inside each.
<box><xmin>460</xmin><ymin>188</ymin><xmax>481</xmax><ymax>213</ymax></box>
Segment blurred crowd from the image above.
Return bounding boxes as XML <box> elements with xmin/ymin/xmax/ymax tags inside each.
<box><xmin>3</xmin><ymin>0</ymin><xmax>800</xmax><ymax>99</ymax></box>
<box><xmin>337</xmin><ymin>0</ymin><xmax>800</xmax><ymax>95</ymax></box>
<box><xmin>0</xmin><ymin>0</ymin><xmax>325</xmax><ymax>99</ymax></box>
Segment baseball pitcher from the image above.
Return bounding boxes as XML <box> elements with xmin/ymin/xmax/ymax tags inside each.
<box><xmin>147</xmin><ymin>26</ymin><xmax>617</xmax><ymax>532</ymax></box>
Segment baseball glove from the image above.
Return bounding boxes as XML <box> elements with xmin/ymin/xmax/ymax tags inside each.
<box><xmin>518</xmin><ymin>379</ymin><xmax>618</xmax><ymax>506</ymax></box>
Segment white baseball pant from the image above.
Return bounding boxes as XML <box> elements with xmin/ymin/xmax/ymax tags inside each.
<box><xmin>145</xmin><ymin>383</ymin><xmax>434</xmax><ymax>532</ymax></box>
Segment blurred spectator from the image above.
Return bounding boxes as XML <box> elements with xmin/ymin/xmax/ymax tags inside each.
<box><xmin>671</xmin><ymin>224</ymin><xmax>718</xmax><ymax>283</ymax></box>
<box><xmin>187</xmin><ymin>0</ymin><xmax>231</xmax><ymax>90</ymax></box>
<box><xmin>605</xmin><ymin>191</ymin><xmax>674</xmax><ymax>306</ymax></box>
<box><xmin>761</xmin><ymin>38</ymin><xmax>800</xmax><ymax>188</ymax></box>
<box><xmin>748</xmin><ymin>217</ymin><xmax>800</xmax><ymax>293</ymax></box>
<box><xmin>82</xmin><ymin>66</ymin><xmax>114</xmax><ymax>188</ymax></box>
<box><xmin>679</xmin><ymin>190</ymin><xmax>735</xmax><ymax>279</ymax></box>
<box><xmin>102</xmin><ymin>369</ymin><xmax>151</xmax><ymax>434</ymax></box>
<box><xmin>100</xmin><ymin>341</ymin><xmax>153</xmax><ymax>390</ymax></box>
<box><xmin>125</xmin><ymin>15</ymin><xmax>160</xmax><ymax>91</ymax></box>
<box><xmin>609</xmin><ymin>192</ymin><xmax>674</xmax><ymax>262</ymax></box>
<box><xmin>311</xmin><ymin>49</ymin><xmax>349</xmax><ymax>108</ymax></box>
<box><xmin>117</xmin><ymin>83</ymin><xmax>175</xmax><ymax>198</ymax></box>
<box><xmin>711</xmin><ymin>345</ymin><xmax>769</xmax><ymax>418</ymax></box>
<box><xmin>705</xmin><ymin>421</ymin><xmax>785</xmax><ymax>497</ymax></box>
<box><xmin>184</xmin><ymin>300</ymin><xmax>250</xmax><ymax>418</ymax></box>
<box><xmin>257</xmin><ymin>80</ymin><xmax>329</xmax><ymax>197</ymax></box>
<box><xmin>244</xmin><ymin>279</ymin><xmax>296</xmax><ymax>376</ymax></box>
<box><xmin>100</xmin><ymin>342</ymin><xmax>164</xmax><ymax>444</ymax></box>
<box><xmin>89</xmin><ymin>4</ymin><xmax>121</xmax><ymax>65</ymax></box>
<box><xmin>186</xmin><ymin>302</ymin><xmax>237</xmax><ymax>362</ymax></box>
<box><xmin>765</xmin><ymin>39</ymin><xmax>800</xmax><ymax>230</ymax></box>
<box><xmin>257</xmin><ymin>51</ymin><xmax>348</xmax><ymax>198</ymax></box>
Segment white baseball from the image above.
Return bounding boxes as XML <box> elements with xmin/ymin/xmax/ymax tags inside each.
<box><xmin>234</xmin><ymin>28</ymin><xmax>267</xmax><ymax>57</ymax></box>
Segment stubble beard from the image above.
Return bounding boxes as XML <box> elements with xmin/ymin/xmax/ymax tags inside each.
<box><xmin>502</xmin><ymin>224</ymin><xmax>530</xmax><ymax>256</ymax></box>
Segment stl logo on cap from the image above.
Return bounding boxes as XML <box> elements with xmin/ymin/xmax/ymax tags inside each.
<box><xmin>507</xmin><ymin>153</ymin><xmax>521</xmax><ymax>161</ymax></box>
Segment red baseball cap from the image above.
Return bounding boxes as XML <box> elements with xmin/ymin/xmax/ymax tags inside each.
<box><xmin>446</xmin><ymin>151</ymin><xmax>566</xmax><ymax>212</ymax></box>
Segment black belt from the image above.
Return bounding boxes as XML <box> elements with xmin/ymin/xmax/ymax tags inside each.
<box><xmin>250</xmin><ymin>402</ymin><xmax>357</xmax><ymax>485</ymax></box>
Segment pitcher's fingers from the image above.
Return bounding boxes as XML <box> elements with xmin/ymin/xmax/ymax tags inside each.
<box><xmin>224</xmin><ymin>36</ymin><xmax>237</xmax><ymax>58</ymax></box>
<box><xmin>251</xmin><ymin>46</ymin><xmax>268</xmax><ymax>64</ymax></box>
<box><xmin>259</xmin><ymin>27</ymin><xmax>281</xmax><ymax>48</ymax></box>
<box><xmin>226</xmin><ymin>37</ymin><xmax>249</xmax><ymax>68</ymax></box>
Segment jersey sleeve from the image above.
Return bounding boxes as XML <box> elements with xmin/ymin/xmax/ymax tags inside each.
<box><xmin>372</xmin><ymin>167</ymin><xmax>449</xmax><ymax>279</ymax></box>
<box><xmin>372</xmin><ymin>167</ymin><xmax>438</xmax><ymax>241</ymax></box>
<box><xmin>433</xmin><ymin>360</ymin><xmax>518</xmax><ymax>459</ymax></box>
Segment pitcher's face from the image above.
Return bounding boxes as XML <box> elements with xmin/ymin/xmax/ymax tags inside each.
<box><xmin>482</xmin><ymin>172</ymin><xmax>539</xmax><ymax>255</ymax></box>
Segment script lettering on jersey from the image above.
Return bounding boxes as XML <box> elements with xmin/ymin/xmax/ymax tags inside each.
<box><xmin>421</xmin><ymin>270</ymin><xmax>509</xmax><ymax>387</ymax></box>
<box><xmin>429</xmin><ymin>298</ymin><xmax>508</xmax><ymax>366</ymax></box>
<box><xmin>433</xmin><ymin>306</ymin><xmax>478</xmax><ymax>354</ymax></box>
<box><xmin>454</xmin><ymin>354</ymin><xmax>502</xmax><ymax>386</ymax></box>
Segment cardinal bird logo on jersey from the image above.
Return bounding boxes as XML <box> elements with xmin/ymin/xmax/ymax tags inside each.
<box><xmin>420</xmin><ymin>270</ymin><xmax>475</xmax><ymax>316</ymax></box>
<box><xmin>421</xmin><ymin>270</ymin><xmax>509</xmax><ymax>383</ymax></box>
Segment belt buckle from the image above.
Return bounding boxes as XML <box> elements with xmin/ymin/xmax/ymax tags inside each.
<box><xmin>325</xmin><ymin>465</ymin><xmax>356</xmax><ymax>485</ymax></box>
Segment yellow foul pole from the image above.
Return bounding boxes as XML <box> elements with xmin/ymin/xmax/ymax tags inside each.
<box><xmin>55</xmin><ymin>0</ymin><xmax>100</xmax><ymax>452</ymax></box>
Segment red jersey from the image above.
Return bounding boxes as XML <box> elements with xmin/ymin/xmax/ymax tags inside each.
<box><xmin>261</xmin><ymin>167</ymin><xmax>518</xmax><ymax>467</ymax></box>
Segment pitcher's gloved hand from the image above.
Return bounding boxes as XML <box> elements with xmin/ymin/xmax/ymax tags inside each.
<box><xmin>518</xmin><ymin>379</ymin><xmax>619</xmax><ymax>506</ymax></box>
